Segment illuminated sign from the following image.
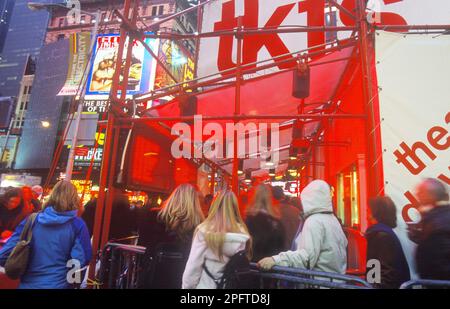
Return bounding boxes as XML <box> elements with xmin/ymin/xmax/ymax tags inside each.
<box><xmin>85</xmin><ymin>34</ymin><xmax>159</xmax><ymax>98</ymax></box>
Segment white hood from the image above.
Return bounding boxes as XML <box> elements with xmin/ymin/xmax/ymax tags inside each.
<box><xmin>222</xmin><ymin>232</ymin><xmax>250</xmax><ymax>256</ymax></box>
<box><xmin>300</xmin><ymin>180</ymin><xmax>333</xmax><ymax>216</ymax></box>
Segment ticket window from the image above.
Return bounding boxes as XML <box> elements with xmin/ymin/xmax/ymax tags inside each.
<box><xmin>336</xmin><ymin>164</ymin><xmax>360</xmax><ymax>229</ymax></box>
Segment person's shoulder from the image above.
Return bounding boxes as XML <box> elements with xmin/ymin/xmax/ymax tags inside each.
<box><xmin>368</xmin><ymin>229</ymin><xmax>393</xmax><ymax>241</ymax></box>
<box><xmin>71</xmin><ymin>216</ymin><xmax>89</xmax><ymax>233</ymax></box>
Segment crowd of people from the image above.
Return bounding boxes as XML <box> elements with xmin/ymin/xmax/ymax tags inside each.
<box><xmin>0</xmin><ymin>177</ymin><xmax>449</xmax><ymax>289</ymax></box>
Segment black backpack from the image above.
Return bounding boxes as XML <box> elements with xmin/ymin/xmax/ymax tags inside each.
<box><xmin>203</xmin><ymin>250</ymin><xmax>250</xmax><ymax>289</ymax></box>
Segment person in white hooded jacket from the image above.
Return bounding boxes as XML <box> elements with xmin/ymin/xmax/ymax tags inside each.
<box><xmin>182</xmin><ymin>190</ymin><xmax>251</xmax><ymax>289</ymax></box>
<box><xmin>258</xmin><ymin>180</ymin><xmax>348</xmax><ymax>274</ymax></box>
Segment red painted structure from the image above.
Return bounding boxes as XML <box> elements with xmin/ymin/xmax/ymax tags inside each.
<box><xmin>83</xmin><ymin>0</ymin><xmax>450</xmax><ymax>283</ymax></box>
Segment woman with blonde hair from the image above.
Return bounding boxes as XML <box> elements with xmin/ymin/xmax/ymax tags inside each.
<box><xmin>0</xmin><ymin>180</ymin><xmax>92</xmax><ymax>288</ymax></box>
<box><xmin>245</xmin><ymin>184</ymin><xmax>285</xmax><ymax>262</ymax></box>
<box><xmin>182</xmin><ymin>190</ymin><xmax>251</xmax><ymax>289</ymax></box>
<box><xmin>137</xmin><ymin>183</ymin><xmax>204</xmax><ymax>288</ymax></box>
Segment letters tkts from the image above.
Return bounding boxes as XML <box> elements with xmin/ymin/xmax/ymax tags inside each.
<box><xmin>213</xmin><ymin>0</ymin><xmax>408</xmax><ymax>75</ymax></box>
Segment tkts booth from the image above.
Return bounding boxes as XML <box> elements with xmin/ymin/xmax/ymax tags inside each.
<box><xmin>86</xmin><ymin>0</ymin><xmax>450</xmax><ymax>280</ymax></box>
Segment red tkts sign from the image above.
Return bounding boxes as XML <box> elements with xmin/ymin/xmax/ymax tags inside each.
<box><xmin>198</xmin><ymin>0</ymin><xmax>450</xmax><ymax>79</ymax></box>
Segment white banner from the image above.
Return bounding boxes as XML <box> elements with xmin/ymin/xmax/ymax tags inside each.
<box><xmin>198</xmin><ymin>0</ymin><xmax>450</xmax><ymax>79</ymax></box>
<box><xmin>376</xmin><ymin>31</ymin><xmax>450</xmax><ymax>277</ymax></box>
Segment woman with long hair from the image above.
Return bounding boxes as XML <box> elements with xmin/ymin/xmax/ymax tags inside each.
<box><xmin>138</xmin><ymin>183</ymin><xmax>204</xmax><ymax>250</ymax></box>
<box><xmin>0</xmin><ymin>181</ymin><xmax>92</xmax><ymax>288</ymax></box>
<box><xmin>182</xmin><ymin>190</ymin><xmax>251</xmax><ymax>289</ymax></box>
<box><xmin>245</xmin><ymin>184</ymin><xmax>285</xmax><ymax>262</ymax></box>
<box><xmin>137</xmin><ymin>183</ymin><xmax>204</xmax><ymax>288</ymax></box>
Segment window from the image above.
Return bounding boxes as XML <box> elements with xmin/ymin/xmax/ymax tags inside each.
<box><xmin>58</xmin><ymin>17</ymin><xmax>65</xmax><ymax>28</ymax></box>
<box><xmin>24</xmin><ymin>101</ymin><xmax>28</xmax><ymax>110</ymax></box>
<box><xmin>20</xmin><ymin>102</ymin><xmax>24</xmax><ymax>110</ymax></box>
<box><xmin>158</xmin><ymin>5</ymin><xmax>164</xmax><ymax>15</ymax></box>
<box><xmin>27</xmin><ymin>86</ymin><xmax>31</xmax><ymax>94</ymax></box>
<box><xmin>151</xmin><ymin>6</ymin><xmax>157</xmax><ymax>16</ymax></box>
<box><xmin>23</xmin><ymin>86</ymin><xmax>28</xmax><ymax>95</ymax></box>
<box><xmin>336</xmin><ymin>164</ymin><xmax>360</xmax><ymax>229</ymax></box>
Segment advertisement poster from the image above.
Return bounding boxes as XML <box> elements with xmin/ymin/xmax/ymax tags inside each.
<box><xmin>85</xmin><ymin>34</ymin><xmax>159</xmax><ymax>98</ymax></box>
<box><xmin>376</xmin><ymin>31</ymin><xmax>450</xmax><ymax>276</ymax></box>
<box><xmin>154</xmin><ymin>39</ymin><xmax>195</xmax><ymax>91</ymax></box>
<box><xmin>58</xmin><ymin>32</ymin><xmax>91</xmax><ymax>96</ymax></box>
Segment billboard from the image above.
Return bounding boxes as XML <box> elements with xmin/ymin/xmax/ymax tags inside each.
<box><xmin>73</xmin><ymin>130</ymin><xmax>105</xmax><ymax>168</ymax></box>
<box><xmin>154</xmin><ymin>39</ymin><xmax>195</xmax><ymax>91</ymax></box>
<box><xmin>198</xmin><ymin>0</ymin><xmax>450</xmax><ymax>79</ymax></box>
<box><xmin>0</xmin><ymin>135</ymin><xmax>19</xmax><ymax>169</ymax></box>
<box><xmin>0</xmin><ymin>174</ymin><xmax>41</xmax><ymax>188</ymax></box>
<box><xmin>376</xmin><ymin>30</ymin><xmax>450</xmax><ymax>276</ymax></box>
<box><xmin>58</xmin><ymin>32</ymin><xmax>91</xmax><ymax>96</ymax></box>
<box><xmin>85</xmin><ymin>34</ymin><xmax>159</xmax><ymax>98</ymax></box>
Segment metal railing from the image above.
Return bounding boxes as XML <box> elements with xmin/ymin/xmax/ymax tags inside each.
<box><xmin>98</xmin><ymin>242</ymin><xmax>146</xmax><ymax>289</ymax></box>
<box><xmin>400</xmin><ymin>279</ymin><xmax>450</xmax><ymax>289</ymax></box>
<box><xmin>239</xmin><ymin>263</ymin><xmax>372</xmax><ymax>289</ymax></box>
<box><xmin>97</xmin><ymin>243</ymin><xmax>373</xmax><ymax>289</ymax></box>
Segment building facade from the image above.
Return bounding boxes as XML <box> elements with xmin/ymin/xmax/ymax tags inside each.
<box><xmin>12</xmin><ymin>0</ymin><xmax>198</xmax><ymax>189</ymax></box>
<box><xmin>0</xmin><ymin>0</ymin><xmax>15</xmax><ymax>54</ymax></box>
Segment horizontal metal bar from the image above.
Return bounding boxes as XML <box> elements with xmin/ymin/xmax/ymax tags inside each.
<box><xmin>263</xmin><ymin>264</ymin><xmax>371</xmax><ymax>287</ymax></box>
<box><xmin>119</xmin><ymin>114</ymin><xmax>366</xmax><ymax>123</ymax></box>
<box><xmin>400</xmin><ymin>279</ymin><xmax>450</xmax><ymax>289</ymax></box>
<box><xmin>244</xmin><ymin>270</ymin><xmax>371</xmax><ymax>289</ymax></box>
<box><xmin>375</xmin><ymin>24</ymin><xmax>450</xmax><ymax>31</ymax></box>
<box><xmin>144</xmin><ymin>26</ymin><xmax>358</xmax><ymax>40</ymax></box>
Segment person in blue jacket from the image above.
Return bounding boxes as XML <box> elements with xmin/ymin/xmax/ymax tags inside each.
<box><xmin>0</xmin><ymin>180</ymin><xmax>92</xmax><ymax>289</ymax></box>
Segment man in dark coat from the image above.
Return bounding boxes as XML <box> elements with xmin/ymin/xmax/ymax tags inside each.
<box><xmin>366</xmin><ymin>197</ymin><xmax>410</xmax><ymax>288</ymax></box>
<box><xmin>408</xmin><ymin>178</ymin><xmax>450</xmax><ymax>280</ymax></box>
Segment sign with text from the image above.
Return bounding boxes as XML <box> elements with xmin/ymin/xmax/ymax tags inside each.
<box><xmin>82</xmin><ymin>99</ymin><xmax>109</xmax><ymax>114</ymax></box>
<box><xmin>376</xmin><ymin>30</ymin><xmax>450</xmax><ymax>275</ymax></box>
<box><xmin>198</xmin><ymin>0</ymin><xmax>450</xmax><ymax>79</ymax></box>
<box><xmin>58</xmin><ymin>32</ymin><xmax>91</xmax><ymax>96</ymax></box>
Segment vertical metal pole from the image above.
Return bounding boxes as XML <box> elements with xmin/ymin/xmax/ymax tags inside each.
<box><xmin>194</xmin><ymin>0</ymin><xmax>204</xmax><ymax>79</ymax></box>
<box><xmin>357</xmin><ymin>0</ymin><xmax>379</xmax><ymax>198</ymax></box>
<box><xmin>100</xmin><ymin>126</ymin><xmax>120</xmax><ymax>248</ymax></box>
<box><xmin>66</xmin><ymin>10</ymin><xmax>100</xmax><ymax>181</ymax></box>
<box><xmin>232</xmin><ymin>17</ymin><xmax>243</xmax><ymax>194</ymax></box>
<box><xmin>88</xmin><ymin>113</ymin><xmax>115</xmax><ymax>283</ymax></box>
<box><xmin>101</xmin><ymin>0</ymin><xmax>139</xmax><ymax>252</ymax></box>
<box><xmin>88</xmin><ymin>0</ymin><xmax>133</xmax><ymax>284</ymax></box>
